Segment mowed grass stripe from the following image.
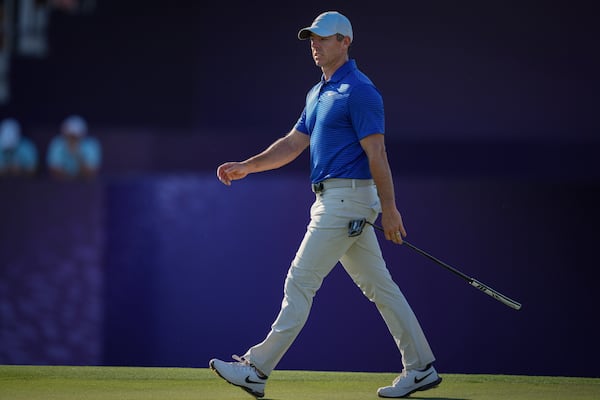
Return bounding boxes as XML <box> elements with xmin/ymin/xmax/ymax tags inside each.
<box><xmin>1</xmin><ymin>365</ymin><xmax>598</xmax><ymax>400</ymax></box>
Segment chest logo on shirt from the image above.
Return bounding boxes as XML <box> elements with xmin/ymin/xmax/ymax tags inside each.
<box><xmin>322</xmin><ymin>82</ymin><xmax>351</xmax><ymax>101</ymax></box>
<box><xmin>338</xmin><ymin>84</ymin><xmax>350</xmax><ymax>93</ymax></box>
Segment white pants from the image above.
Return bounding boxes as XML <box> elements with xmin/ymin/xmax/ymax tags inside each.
<box><xmin>244</xmin><ymin>183</ymin><xmax>435</xmax><ymax>375</ymax></box>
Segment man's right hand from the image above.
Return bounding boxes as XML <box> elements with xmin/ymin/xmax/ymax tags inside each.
<box><xmin>216</xmin><ymin>162</ymin><xmax>250</xmax><ymax>186</ymax></box>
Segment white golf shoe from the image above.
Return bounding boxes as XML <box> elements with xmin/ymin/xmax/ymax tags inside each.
<box><xmin>209</xmin><ymin>355</ymin><xmax>268</xmax><ymax>398</ymax></box>
<box><xmin>377</xmin><ymin>364</ymin><xmax>442</xmax><ymax>398</ymax></box>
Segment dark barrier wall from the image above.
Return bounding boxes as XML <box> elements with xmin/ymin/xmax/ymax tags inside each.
<box><xmin>2</xmin><ymin>176</ymin><xmax>599</xmax><ymax>377</ymax></box>
<box><xmin>0</xmin><ymin>181</ymin><xmax>104</xmax><ymax>365</ymax></box>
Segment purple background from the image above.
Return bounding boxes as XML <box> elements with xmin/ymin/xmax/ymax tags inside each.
<box><xmin>1</xmin><ymin>0</ymin><xmax>599</xmax><ymax>378</ymax></box>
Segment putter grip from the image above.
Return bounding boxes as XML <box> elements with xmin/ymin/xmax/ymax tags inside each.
<box><xmin>469</xmin><ymin>279</ymin><xmax>522</xmax><ymax>310</ymax></box>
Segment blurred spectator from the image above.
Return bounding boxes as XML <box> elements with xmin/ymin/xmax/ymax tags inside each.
<box><xmin>0</xmin><ymin>118</ymin><xmax>39</xmax><ymax>177</ymax></box>
<box><xmin>47</xmin><ymin>115</ymin><xmax>102</xmax><ymax>180</ymax></box>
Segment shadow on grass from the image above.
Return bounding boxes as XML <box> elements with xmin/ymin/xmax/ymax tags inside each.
<box><xmin>265</xmin><ymin>398</ymin><xmax>468</xmax><ymax>400</ymax></box>
<box><xmin>411</xmin><ymin>398</ymin><xmax>469</xmax><ymax>400</ymax></box>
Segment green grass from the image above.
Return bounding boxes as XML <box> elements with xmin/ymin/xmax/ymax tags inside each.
<box><xmin>0</xmin><ymin>365</ymin><xmax>599</xmax><ymax>400</ymax></box>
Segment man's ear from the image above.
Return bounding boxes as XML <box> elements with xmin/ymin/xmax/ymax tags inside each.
<box><xmin>343</xmin><ymin>36</ymin><xmax>351</xmax><ymax>49</ymax></box>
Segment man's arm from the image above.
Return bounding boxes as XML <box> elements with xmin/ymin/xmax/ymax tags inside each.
<box><xmin>217</xmin><ymin>128</ymin><xmax>310</xmax><ymax>186</ymax></box>
<box><xmin>360</xmin><ymin>133</ymin><xmax>407</xmax><ymax>244</ymax></box>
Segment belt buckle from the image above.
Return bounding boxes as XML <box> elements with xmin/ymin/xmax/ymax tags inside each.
<box><xmin>312</xmin><ymin>182</ymin><xmax>324</xmax><ymax>193</ymax></box>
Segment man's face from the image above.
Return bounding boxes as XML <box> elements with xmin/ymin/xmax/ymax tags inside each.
<box><xmin>310</xmin><ymin>33</ymin><xmax>349</xmax><ymax>68</ymax></box>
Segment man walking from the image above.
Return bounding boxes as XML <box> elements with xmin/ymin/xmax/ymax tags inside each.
<box><xmin>210</xmin><ymin>11</ymin><xmax>441</xmax><ymax>398</ymax></box>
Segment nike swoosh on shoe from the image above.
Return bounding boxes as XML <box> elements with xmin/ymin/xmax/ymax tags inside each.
<box><xmin>414</xmin><ymin>371</ymin><xmax>434</xmax><ymax>384</ymax></box>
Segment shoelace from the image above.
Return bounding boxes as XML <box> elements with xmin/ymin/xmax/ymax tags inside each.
<box><xmin>232</xmin><ymin>354</ymin><xmax>251</xmax><ymax>365</ymax></box>
<box><xmin>232</xmin><ymin>354</ymin><xmax>268</xmax><ymax>379</ymax></box>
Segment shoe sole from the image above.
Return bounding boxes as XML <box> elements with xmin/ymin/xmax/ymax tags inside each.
<box><xmin>378</xmin><ymin>376</ymin><xmax>443</xmax><ymax>398</ymax></box>
<box><xmin>209</xmin><ymin>360</ymin><xmax>265</xmax><ymax>398</ymax></box>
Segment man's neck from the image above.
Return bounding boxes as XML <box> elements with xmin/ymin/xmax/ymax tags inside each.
<box><xmin>322</xmin><ymin>57</ymin><xmax>349</xmax><ymax>81</ymax></box>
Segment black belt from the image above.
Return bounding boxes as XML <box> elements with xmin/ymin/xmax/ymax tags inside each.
<box><xmin>311</xmin><ymin>178</ymin><xmax>375</xmax><ymax>193</ymax></box>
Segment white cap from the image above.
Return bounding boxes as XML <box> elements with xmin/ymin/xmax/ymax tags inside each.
<box><xmin>298</xmin><ymin>11</ymin><xmax>353</xmax><ymax>42</ymax></box>
<box><xmin>0</xmin><ymin>118</ymin><xmax>22</xmax><ymax>150</ymax></box>
<box><xmin>61</xmin><ymin>115</ymin><xmax>88</xmax><ymax>137</ymax></box>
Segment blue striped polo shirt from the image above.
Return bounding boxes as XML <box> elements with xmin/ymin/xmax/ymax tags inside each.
<box><xmin>294</xmin><ymin>59</ymin><xmax>385</xmax><ymax>184</ymax></box>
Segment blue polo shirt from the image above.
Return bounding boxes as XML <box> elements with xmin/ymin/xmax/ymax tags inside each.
<box><xmin>47</xmin><ymin>135</ymin><xmax>102</xmax><ymax>177</ymax></box>
<box><xmin>0</xmin><ymin>138</ymin><xmax>38</xmax><ymax>172</ymax></box>
<box><xmin>294</xmin><ymin>59</ymin><xmax>385</xmax><ymax>184</ymax></box>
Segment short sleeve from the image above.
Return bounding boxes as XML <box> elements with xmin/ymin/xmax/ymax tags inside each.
<box><xmin>19</xmin><ymin>139</ymin><xmax>38</xmax><ymax>169</ymax></box>
<box><xmin>81</xmin><ymin>138</ymin><xmax>102</xmax><ymax>168</ymax></box>
<box><xmin>293</xmin><ymin>107</ymin><xmax>309</xmax><ymax>135</ymax></box>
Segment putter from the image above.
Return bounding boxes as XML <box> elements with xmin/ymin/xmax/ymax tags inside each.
<box><xmin>348</xmin><ymin>218</ymin><xmax>522</xmax><ymax>310</ymax></box>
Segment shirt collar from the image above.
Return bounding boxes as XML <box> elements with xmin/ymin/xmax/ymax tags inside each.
<box><xmin>321</xmin><ymin>59</ymin><xmax>356</xmax><ymax>84</ymax></box>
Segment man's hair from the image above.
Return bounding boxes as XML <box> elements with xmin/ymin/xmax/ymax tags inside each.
<box><xmin>335</xmin><ymin>33</ymin><xmax>351</xmax><ymax>55</ymax></box>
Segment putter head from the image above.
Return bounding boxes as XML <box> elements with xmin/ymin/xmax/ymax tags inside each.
<box><xmin>348</xmin><ymin>218</ymin><xmax>367</xmax><ymax>237</ymax></box>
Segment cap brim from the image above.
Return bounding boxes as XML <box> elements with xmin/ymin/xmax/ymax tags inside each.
<box><xmin>297</xmin><ymin>26</ymin><xmax>337</xmax><ymax>40</ymax></box>
<box><xmin>298</xmin><ymin>28</ymin><xmax>312</xmax><ymax>40</ymax></box>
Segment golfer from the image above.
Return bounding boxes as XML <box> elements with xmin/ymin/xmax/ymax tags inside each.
<box><xmin>210</xmin><ymin>11</ymin><xmax>441</xmax><ymax>398</ymax></box>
